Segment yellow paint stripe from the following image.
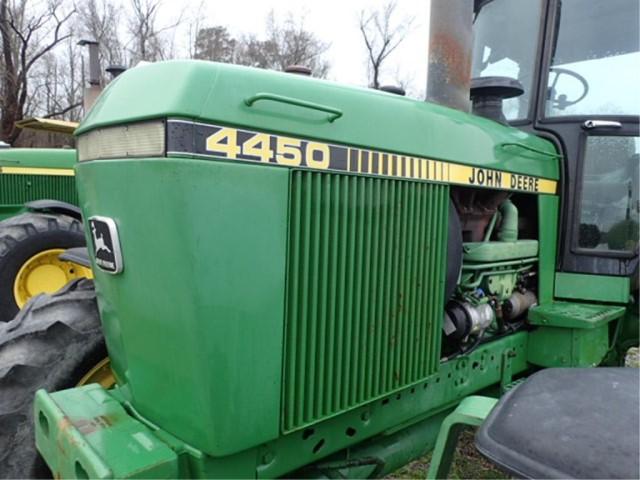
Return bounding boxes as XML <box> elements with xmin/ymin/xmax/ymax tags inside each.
<box><xmin>449</xmin><ymin>164</ymin><xmax>475</xmax><ymax>184</ymax></box>
<box><xmin>0</xmin><ymin>166</ymin><xmax>75</xmax><ymax>176</ymax></box>
<box><xmin>537</xmin><ymin>179</ymin><xmax>557</xmax><ymax>194</ymax></box>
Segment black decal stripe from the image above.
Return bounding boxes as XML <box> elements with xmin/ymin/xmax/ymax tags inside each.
<box><xmin>166</xmin><ymin>119</ymin><xmax>558</xmax><ymax>194</ymax></box>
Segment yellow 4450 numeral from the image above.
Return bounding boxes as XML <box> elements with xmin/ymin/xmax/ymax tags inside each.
<box><xmin>243</xmin><ymin>133</ymin><xmax>273</xmax><ymax>162</ymax></box>
<box><xmin>205</xmin><ymin>127</ymin><xmax>241</xmax><ymax>159</ymax></box>
<box><xmin>206</xmin><ymin>127</ymin><xmax>330</xmax><ymax>169</ymax></box>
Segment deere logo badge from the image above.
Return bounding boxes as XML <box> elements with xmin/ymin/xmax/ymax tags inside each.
<box><xmin>88</xmin><ymin>216</ymin><xmax>123</xmax><ymax>274</ymax></box>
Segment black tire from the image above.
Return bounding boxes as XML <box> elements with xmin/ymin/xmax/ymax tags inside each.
<box><xmin>0</xmin><ymin>279</ymin><xmax>104</xmax><ymax>479</ymax></box>
<box><xmin>0</xmin><ymin>212</ymin><xmax>86</xmax><ymax>322</ymax></box>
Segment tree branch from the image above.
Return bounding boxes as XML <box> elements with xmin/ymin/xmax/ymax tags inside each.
<box><xmin>43</xmin><ymin>101</ymin><xmax>82</xmax><ymax>118</ymax></box>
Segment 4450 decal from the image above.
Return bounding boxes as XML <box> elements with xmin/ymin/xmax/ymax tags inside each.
<box><xmin>166</xmin><ymin>119</ymin><xmax>557</xmax><ymax>194</ymax></box>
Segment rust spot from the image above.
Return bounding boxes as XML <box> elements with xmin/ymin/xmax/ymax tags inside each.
<box><xmin>56</xmin><ymin>423</ymin><xmax>70</xmax><ymax>457</ymax></box>
<box><xmin>57</xmin><ymin>416</ymin><xmax>72</xmax><ymax>432</ymax></box>
<box><xmin>56</xmin><ymin>416</ymin><xmax>76</xmax><ymax>450</ymax></box>
<box><xmin>429</xmin><ymin>31</ymin><xmax>472</xmax><ymax>88</ymax></box>
<box><xmin>72</xmin><ymin>415</ymin><xmax>112</xmax><ymax>435</ymax></box>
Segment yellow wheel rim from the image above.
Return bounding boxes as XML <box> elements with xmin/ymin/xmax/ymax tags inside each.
<box><xmin>12</xmin><ymin>248</ymin><xmax>92</xmax><ymax>309</ymax></box>
<box><xmin>76</xmin><ymin>357</ymin><xmax>116</xmax><ymax>389</ymax></box>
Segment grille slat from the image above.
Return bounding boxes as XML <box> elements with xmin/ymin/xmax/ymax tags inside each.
<box><xmin>0</xmin><ymin>174</ymin><xmax>77</xmax><ymax>207</ymax></box>
<box><xmin>283</xmin><ymin>171</ymin><xmax>448</xmax><ymax>431</ymax></box>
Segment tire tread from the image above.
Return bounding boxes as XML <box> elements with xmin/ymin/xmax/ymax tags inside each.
<box><xmin>0</xmin><ymin>279</ymin><xmax>103</xmax><ymax>478</ymax></box>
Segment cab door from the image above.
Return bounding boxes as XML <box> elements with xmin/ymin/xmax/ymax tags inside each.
<box><xmin>534</xmin><ymin>0</ymin><xmax>639</xmax><ymax>279</ymax></box>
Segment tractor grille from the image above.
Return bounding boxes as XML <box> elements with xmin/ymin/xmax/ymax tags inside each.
<box><xmin>283</xmin><ymin>170</ymin><xmax>448</xmax><ymax>431</ymax></box>
<box><xmin>0</xmin><ymin>174</ymin><xmax>78</xmax><ymax>206</ymax></box>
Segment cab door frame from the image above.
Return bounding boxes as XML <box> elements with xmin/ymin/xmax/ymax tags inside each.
<box><xmin>530</xmin><ymin>0</ymin><xmax>639</xmax><ymax>277</ymax></box>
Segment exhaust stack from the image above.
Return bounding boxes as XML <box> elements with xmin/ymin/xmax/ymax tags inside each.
<box><xmin>78</xmin><ymin>39</ymin><xmax>101</xmax><ymax>112</ymax></box>
<box><xmin>426</xmin><ymin>0</ymin><xmax>474</xmax><ymax>112</ymax></box>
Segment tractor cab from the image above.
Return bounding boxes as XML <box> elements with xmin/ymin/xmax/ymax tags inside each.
<box><xmin>472</xmin><ymin>0</ymin><xmax>639</xmax><ymax>279</ymax></box>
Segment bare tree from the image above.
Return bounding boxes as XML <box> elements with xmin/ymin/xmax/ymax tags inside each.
<box><xmin>128</xmin><ymin>0</ymin><xmax>183</xmax><ymax>63</ymax></box>
<box><xmin>235</xmin><ymin>12</ymin><xmax>330</xmax><ymax>77</ymax></box>
<box><xmin>186</xmin><ymin>0</ymin><xmax>205</xmax><ymax>59</ymax></box>
<box><xmin>194</xmin><ymin>26</ymin><xmax>236</xmax><ymax>63</ymax></box>
<box><xmin>359</xmin><ymin>1</ymin><xmax>413</xmax><ymax>89</ymax></box>
<box><xmin>77</xmin><ymin>0</ymin><xmax>125</xmax><ymax>69</ymax></box>
<box><xmin>0</xmin><ymin>0</ymin><xmax>76</xmax><ymax>143</ymax></box>
<box><xmin>37</xmin><ymin>37</ymin><xmax>83</xmax><ymax>121</ymax></box>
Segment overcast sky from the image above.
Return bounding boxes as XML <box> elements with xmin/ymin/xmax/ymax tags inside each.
<box><xmin>160</xmin><ymin>0</ymin><xmax>431</xmax><ymax>98</ymax></box>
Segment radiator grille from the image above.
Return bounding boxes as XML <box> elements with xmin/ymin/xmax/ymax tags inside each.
<box><xmin>0</xmin><ymin>174</ymin><xmax>78</xmax><ymax>206</ymax></box>
<box><xmin>283</xmin><ymin>171</ymin><xmax>449</xmax><ymax>431</ymax></box>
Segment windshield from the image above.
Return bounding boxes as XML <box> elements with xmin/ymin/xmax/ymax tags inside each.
<box><xmin>545</xmin><ymin>0</ymin><xmax>640</xmax><ymax>117</ymax></box>
<box><xmin>472</xmin><ymin>0</ymin><xmax>543</xmax><ymax>121</ymax></box>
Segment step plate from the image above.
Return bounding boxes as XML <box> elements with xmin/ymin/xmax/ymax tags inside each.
<box><xmin>34</xmin><ymin>385</ymin><xmax>177</xmax><ymax>479</ymax></box>
<box><xmin>528</xmin><ymin>302</ymin><xmax>625</xmax><ymax>329</ymax></box>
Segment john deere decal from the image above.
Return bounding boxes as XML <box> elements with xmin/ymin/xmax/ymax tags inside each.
<box><xmin>88</xmin><ymin>216</ymin><xmax>123</xmax><ymax>274</ymax></box>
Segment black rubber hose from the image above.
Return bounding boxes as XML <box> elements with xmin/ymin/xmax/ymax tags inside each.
<box><xmin>445</xmin><ymin>200</ymin><xmax>463</xmax><ymax>302</ymax></box>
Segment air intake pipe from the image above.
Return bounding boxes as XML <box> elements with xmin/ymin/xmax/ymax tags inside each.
<box><xmin>497</xmin><ymin>199</ymin><xmax>518</xmax><ymax>242</ymax></box>
<box><xmin>470</xmin><ymin>76</ymin><xmax>524</xmax><ymax>125</ymax></box>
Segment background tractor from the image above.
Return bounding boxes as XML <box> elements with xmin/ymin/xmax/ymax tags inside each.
<box><xmin>0</xmin><ymin>42</ymin><xmax>116</xmax><ymax>323</ymax></box>
<box><xmin>0</xmin><ymin>136</ymin><xmax>88</xmax><ymax>323</ymax></box>
<box><xmin>0</xmin><ymin>0</ymin><xmax>638</xmax><ymax>478</ymax></box>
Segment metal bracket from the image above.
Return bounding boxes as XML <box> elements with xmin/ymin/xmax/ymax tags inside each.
<box><xmin>426</xmin><ymin>396</ymin><xmax>498</xmax><ymax>479</ymax></box>
<box><xmin>500</xmin><ymin>349</ymin><xmax>516</xmax><ymax>394</ymax></box>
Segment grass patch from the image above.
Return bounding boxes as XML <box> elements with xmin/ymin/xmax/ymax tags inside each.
<box><xmin>386</xmin><ymin>428</ymin><xmax>509</xmax><ymax>479</ymax></box>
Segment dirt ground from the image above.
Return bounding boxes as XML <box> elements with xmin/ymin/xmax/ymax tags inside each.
<box><xmin>386</xmin><ymin>354</ymin><xmax>640</xmax><ymax>479</ymax></box>
<box><xmin>386</xmin><ymin>428</ymin><xmax>509</xmax><ymax>479</ymax></box>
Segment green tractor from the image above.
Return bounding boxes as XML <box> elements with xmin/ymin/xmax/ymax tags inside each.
<box><xmin>0</xmin><ymin>137</ymin><xmax>91</xmax><ymax>323</ymax></box>
<box><xmin>2</xmin><ymin>0</ymin><xmax>639</xmax><ymax>478</ymax></box>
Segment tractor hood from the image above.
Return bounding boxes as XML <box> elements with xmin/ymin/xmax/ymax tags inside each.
<box><xmin>77</xmin><ymin>60</ymin><xmax>559</xmax><ymax>181</ymax></box>
<box><xmin>0</xmin><ymin>148</ymin><xmax>76</xmax><ymax>169</ymax></box>
<box><xmin>72</xmin><ymin>59</ymin><xmax>561</xmax><ymax>460</ymax></box>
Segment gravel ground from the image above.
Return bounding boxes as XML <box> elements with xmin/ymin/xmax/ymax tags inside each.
<box><xmin>386</xmin><ymin>428</ymin><xmax>508</xmax><ymax>479</ymax></box>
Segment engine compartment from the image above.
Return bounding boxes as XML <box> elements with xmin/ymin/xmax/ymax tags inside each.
<box><xmin>443</xmin><ymin>188</ymin><xmax>539</xmax><ymax>358</ymax></box>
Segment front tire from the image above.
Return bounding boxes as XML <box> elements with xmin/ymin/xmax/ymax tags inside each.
<box><xmin>0</xmin><ymin>212</ymin><xmax>86</xmax><ymax>322</ymax></box>
<box><xmin>0</xmin><ymin>279</ymin><xmax>104</xmax><ymax>478</ymax></box>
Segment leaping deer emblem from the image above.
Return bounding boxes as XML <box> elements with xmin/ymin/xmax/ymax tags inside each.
<box><xmin>91</xmin><ymin>223</ymin><xmax>112</xmax><ymax>255</ymax></box>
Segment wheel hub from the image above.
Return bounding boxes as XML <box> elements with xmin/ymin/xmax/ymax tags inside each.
<box><xmin>76</xmin><ymin>357</ymin><xmax>116</xmax><ymax>389</ymax></box>
<box><xmin>13</xmin><ymin>249</ymin><xmax>89</xmax><ymax>308</ymax></box>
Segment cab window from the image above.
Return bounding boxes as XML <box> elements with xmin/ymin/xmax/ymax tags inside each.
<box><xmin>578</xmin><ymin>136</ymin><xmax>639</xmax><ymax>254</ymax></box>
<box><xmin>472</xmin><ymin>0</ymin><xmax>543</xmax><ymax>121</ymax></box>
